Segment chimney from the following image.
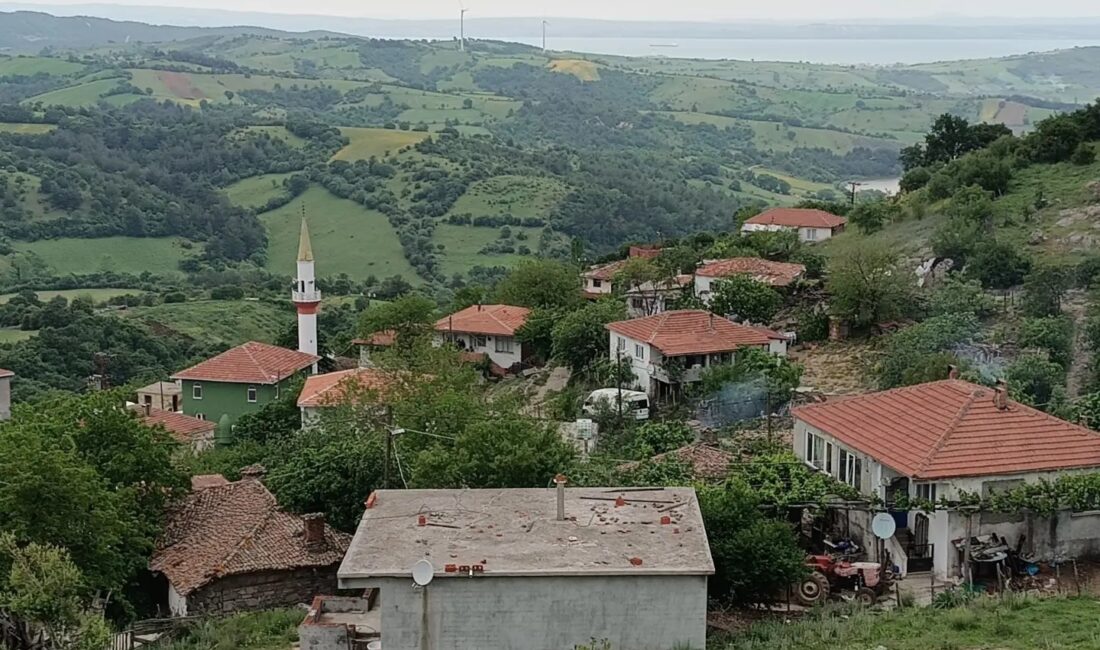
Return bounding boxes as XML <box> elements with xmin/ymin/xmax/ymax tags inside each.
<box><xmin>947</xmin><ymin>365</ymin><xmax>959</xmax><ymax>380</ymax></box>
<box><xmin>554</xmin><ymin>474</ymin><xmax>567</xmax><ymax>521</ymax></box>
<box><xmin>477</xmin><ymin>303</ymin><xmax>482</xmax><ymax>312</ymax></box>
<box><xmin>303</xmin><ymin>513</ymin><xmax>326</xmax><ymax>550</ymax></box>
<box><xmin>708</xmin><ymin>312</ymin><xmax>715</xmax><ymax>331</ymax></box>
<box><xmin>239</xmin><ymin>464</ymin><xmax>267</xmax><ymax>480</ymax></box>
<box><xmin>994</xmin><ymin>379</ymin><xmax>1009</xmax><ymax>410</ymax></box>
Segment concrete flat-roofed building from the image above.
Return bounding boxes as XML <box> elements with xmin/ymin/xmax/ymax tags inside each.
<box><xmin>740</xmin><ymin>207</ymin><xmax>847</xmax><ymax>243</ymax></box>
<box><xmin>136</xmin><ymin>380</ymin><xmax>182</xmax><ymax>412</ymax></box>
<box><xmin>337</xmin><ymin>486</ymin><xmax>713</xmax><ymax>650</ymax></box>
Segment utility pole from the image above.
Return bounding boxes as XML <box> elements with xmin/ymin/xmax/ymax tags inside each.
<box><xmin>616</xmin><ymin>349</ymin><xmax>624</xmax><ymax>422</ymax></box>
<box><xmin>459</xmin><ymin>8</ymin><xmax>468</xmax><ymax>52</ymax></box>
<box><xmin>847</xmin><ymin>181</ymin><xmax>864</xmax><ymax>206</ymax></box>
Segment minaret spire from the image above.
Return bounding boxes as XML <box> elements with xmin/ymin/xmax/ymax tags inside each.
<box><xmin>292</xmin><ymin>214</ymin><xmax>320</xmax><ymax>367</ymax></box>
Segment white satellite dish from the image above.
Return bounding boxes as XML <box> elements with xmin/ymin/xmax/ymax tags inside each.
<box><xmin>871</xmin><ymin>513</ymin><xmax>897</xmax><ymax>540</ymax></box>
<box><xmin>411</xmin><ymin>559</ymin><xmax>435</xmax><ymax>586</ymax></box>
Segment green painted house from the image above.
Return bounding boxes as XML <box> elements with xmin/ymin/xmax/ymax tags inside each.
<box><xmin>171</xmin><ymin>341</ymin><xmax>319</xmax><ymax>445</ymax></box>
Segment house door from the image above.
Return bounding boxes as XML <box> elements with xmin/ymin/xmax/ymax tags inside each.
<box><xmin>885</xmin><ymin>477</ymin><xmax>910</xmax><ymax>530</ymax></box>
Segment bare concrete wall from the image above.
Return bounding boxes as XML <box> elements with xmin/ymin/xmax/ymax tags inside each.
<box><xmin>367</xmin><ymin>574</ymin><xmax>707</xmax><ymax>650</ymax></box>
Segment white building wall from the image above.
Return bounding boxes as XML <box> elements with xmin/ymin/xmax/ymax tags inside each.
<box><xmin>0</xmin><ymin>376</ymin><xmax>12</xmax><ymax>420</ymax></box>
<box><xmin>739</xmin><ymin>223</ymin><xmax>835</xmax><ymax>243</ymax></box>
<box><xmin>583</xmin><ymin>276</ymin><xmax>614</xmax><ymax>296</ymax></box>
<box><xmin>693</xmin><ymin>274</ymin><xmax>717</xmax><ymax>303</ymax></box>
<box><xmin>435</xmin><ymin>332</ymin><xmax>522</xmax><ymax>369</ymax></box>
<box><xmin>609</xmin><ymin>332</ymin><xmax>654</xmax><ymax>393</ymax></box>
<box><xmin>168</xmin><ymin>582</ymin><xmax>188</xmax><ymax>617</ymax></box>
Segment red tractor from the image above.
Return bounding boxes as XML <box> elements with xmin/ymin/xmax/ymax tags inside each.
<box><xmin>795</xmin><ymin>554</ymin><xmax>892</xmax><ymax>607</ymax></box>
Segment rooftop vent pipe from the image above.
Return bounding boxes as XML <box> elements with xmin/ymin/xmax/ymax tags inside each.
<box><xmin>554</xmin><ymin>474</ymin><xmax>567</xmax><ymax>521</ymax></box>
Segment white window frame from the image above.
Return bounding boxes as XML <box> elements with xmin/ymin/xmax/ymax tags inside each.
<box><xmin>247</xmin><ymin>385</ymin><xmax>258</xmax><ymax>403</ymax></box>
<box><xmin>805</xmin><ymin>431</ymin><xmax>833</xmax><ymax>473</ymax></box>
<box><xmin>474</xmin><ymin>335</ymin><xmax>488</xmax><ymax>348</ymax></box>
<box><xmin>192</xmin><ymin>383</ymin><xmax>203</xmax><ymax>400</ymax></box>
<box><xmin>916</xmin><ymin>483</ymin><xmax>938</xmax><ymax>504</ymax></box>
<box><xmin>805</xmin><ymin>228</ymin><xmax>818</xmax><ymax>241</ymax></box>
<box><xmin>617</xmin><ymin>337</ymin><xmax>626</xmax><ymax>352</ymax></box>
<box><xmin>634</xmin><ymin>343</ymin><xmax>645</xmax><ymax>359</ymax></box>
<box><xmin>838</xmin><ymin>449</ymin><xmax>861</xmax><ymax>488</ymax></box>
<box><xmin>495</xmin><ymin>337</ymin><xmax>514</xmax><ymax>354</ymax></box>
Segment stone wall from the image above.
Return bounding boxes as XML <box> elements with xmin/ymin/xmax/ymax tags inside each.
<box><xmin>189</xmin><ymin>565</ymin><xmax>340</xmax><ymax>614</ymax></box>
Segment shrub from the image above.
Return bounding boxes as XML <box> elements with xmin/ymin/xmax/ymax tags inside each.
<box><xmin>162</xmin><ymin>291</ymin><xmax>186</xmax><ymax>303</ymax></box>
<box><xmin>1071</xmin><ymin>142</ymin><xmax>1096</xmax><ymax>166</ymax></box>
<box><xmin>210</xmin><ymin>285</ymin><xmax>245</xmax><ymax>300</ymax></box>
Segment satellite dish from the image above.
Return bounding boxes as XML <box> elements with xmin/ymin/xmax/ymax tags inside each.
<box><xmin>871</xmin><ymin>513</ymin><xmax>897</xmax><ymax>540</ymax></box>
<box><xmin>411</xmin><ymin>559</ymin><xmax>434</xmax><ymax>586</ymax></box>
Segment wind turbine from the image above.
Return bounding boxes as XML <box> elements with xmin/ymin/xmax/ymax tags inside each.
<box><xmin>459</xmin><ymin>2</ymin><xmax>469</xmax><ymax>52</ymax></box>
<box><xmin>541</xmin><ymin>19</ymin><xmax>549</xmax><ymax>52</ymax></box>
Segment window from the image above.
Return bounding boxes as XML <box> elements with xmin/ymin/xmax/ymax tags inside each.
<box><xmin>474</xmin><ymin>335</ymin><xmax>487</xmax><ymax>348</ymax></box>
<box><xmin>634</xmin><ymin>344</ymin><xmax>645</xmax><ymax>359</ymax></box>
<box><xmin>192</xmin><ymin>383</ymin><xmax>203</xmax><ymax>400</ymax></box>
<box><xmin>593</xmin><ymin>279</ymin><xmax>603</xmax><ymax>288</ymax></box>
<box><xmin>916</xmin><ymin>483</ymin><xmax>938</xmax><ymax>504</ymax></box>
<box><xmin>495</xmin><ymin>337</ymin><xmax>514</xmax><ymax>354</ymax></box>
<box><xmin>195</xmin><ymin>413</ymin><xmax>205</xmax><ymax>421</ymax></box>
<box><xmin>839</xmin><ymin>449</ymin><xmax>862</xmax><ymax>488</ymax></box>
<box><xmin>247</xmin><ymin>385</ymin><xmax>258</xmax><ymax>403</ymax></box>
<box><xmin>617</xmin><ymin>337</ymin><xmax>626</xmax><ymax>352</ymax></box>
<box><xmin>805</xmin><ymin>228</ymin><xmax>818</xmax><ymax>241</ymax></box>
<box><xmin>805</xmin><ymin>431</ymin><xmax>833</xmax><ymax>473</ymax></box>
<box><xmin>631</xmin><ymin>297</ymin><xmax>645</xmax><ymax>310</ymax></box>
<box><xmin>143</xmin><ymin>395</ymin><xmax>152</xmax><ymax>406</ymax></box>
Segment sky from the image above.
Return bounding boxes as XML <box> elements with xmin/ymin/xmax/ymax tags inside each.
<box><xmin>9</xmin><ymin>0</ymin><xmax>1100</xmax><ymax>20</ymax></box>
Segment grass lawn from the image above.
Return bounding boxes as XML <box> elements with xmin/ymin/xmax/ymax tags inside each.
<box><xmin>235</xmin><ymin>126</ymin><xmax>307</xmax><ymax>148</ymax></box>
<box><xmin>0</xmin><ymin>328</ymin><xmax>37</xmax><ymax>343</ymax></box>
<box><xmin>449</xmin><ymin>175</ymin><xmax>570</xmax><ymax>220</ymax></box>
<box><xmin>330</xmin><ymin>127</ymin><xmax>431</xmax><ymax>161</ymax></box>
<box><xmin>122</xmin><ymin>299</ymin><xmax>294</xmax><ymax>347</ymax></box>
<box><xmin>0</xmin><ymin>123</ymin><xmax>55</xmax><ymax>134</ymax></box>
<box><xmin>0</xmin><ymin>288</ymin><xmax>140</xmax><ymax>304</ymax></box>
<box><xmin>434</xmin><ymin>224</ymin><xmax>543</xmax><ymax>277</ymax></box>
<box><xmin>0</xmin><ymin>56</ymin><xmax>84</xmax><ymax>76</ymax></box>
<box><xmin>714</xmin><ymin>597</ymin><xmax>1100</xmax><ymax>649</ymax></box>
<box><xmin>10</xmin><ymin>237</ymin><xmax>195</xmax><ymax>276</ymax></box>
<box><xmin>223</xmin><ymin>172</ymin><xmax>295</xmax><ymax>210</ymax></box>
<box><xmin>23</xmin><ymin>78</ymin><xmax>122</xmax><ymax>107</ymax></box>
<box><xmin>261</xmin><ymin>185</ymin><xmax>419</xmax><ymax>281</ymax></box>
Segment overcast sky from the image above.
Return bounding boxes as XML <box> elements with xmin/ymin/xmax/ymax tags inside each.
<box><xmin>12</xmin><ymin>0</ymin><xmax>1100</xmax><ymax>20</ymax></box>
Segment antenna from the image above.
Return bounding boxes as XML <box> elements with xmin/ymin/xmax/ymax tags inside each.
<box><xmin>411</xmin><ymin>559</ymin><xmax>434</xmax><ymax>586</ymax></box>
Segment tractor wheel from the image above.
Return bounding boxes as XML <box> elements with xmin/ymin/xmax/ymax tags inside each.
<box><xmin>856</xmin><ymin>587</ymin><xmax>877</xmax><ymax>607</ymax></box>
<box><xmin>796</xmin><ymin>572</ymin><xmax>830</xmax><ymax>606</ymax></box>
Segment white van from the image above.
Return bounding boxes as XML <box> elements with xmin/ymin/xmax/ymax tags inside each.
<box><xmin>582</xmin><ymin>389</ymin><xmax>650</xmax><ymax>420</ymax></box>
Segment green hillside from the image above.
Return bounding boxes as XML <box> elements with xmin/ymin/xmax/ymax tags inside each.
<box><xmin>121</xmin><ymin>299</ymin><xmax>294</xmax><ymax>346</ymax></box>
<box><xmin>7</xmin><ymin>237</ymin><xmax>195</xmax><ymax>276</ymax></box>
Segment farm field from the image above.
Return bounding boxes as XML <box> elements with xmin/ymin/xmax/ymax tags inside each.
<box><xmin>0</xmin><ymin>56</ymin><xmax>84</xmax><ymax>76</ymax></box>
<box><xmin>0</xmin><ymin>123</ymin><xmax>56</xmax><ymax>134</ymax></box>
<box><xmin>330</xmin><ymin>127</ymin><xmax>430</xmax><ymax>161</ymax></box>
<box><xmin>449</xmin><ymin>175</ymin><xmax>570</xmax><ymax>220</ymax></box>
<box><xmin>548</xmin><ymin>59</ymin><xmax>601</xmax><ymax>81</ymax></box>
<box><xmin>9</xmin><ymin>237</ymin><xmax>195</xmax><ymax>276</ymax></box>
<box><xmin>261</xmin><ymin>185</ymin><xmax>419</xmax><ymax>280</ymax></box>
<box><xmin>0</xmin><ymin>288</ymin><xmax>140</xmax><ymax>304</ymax></box>
<box><xmin>433</xmin><ymin>224</ymin><xmax>544</xmax><ymax>277</ymax></box>
<box><xmin>236</xmin><ymin>125</ymin><xmax>307</xmax><ymax>147</ymax></box>
<box><xmin>121</xmin><ymin>299</ymin><xmax>294</xmax><ymax>347</ymax></box>
<box><xmin>23</xmin><ymin>78</ymin><xmax>124</xmax><ymax>107</ymax></box>
<box><xmin>0</xmin><ymin>328</ymin><xmax>37</xmax><ymax>343</ymax></box>
<box><xmin>223</xmin><ymin>172</ymin><xmax>296</xmax><ymax>210</ymax></box>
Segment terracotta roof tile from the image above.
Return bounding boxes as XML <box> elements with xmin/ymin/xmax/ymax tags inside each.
<box><xmin>606</xmin><ymin>310</ymin><xmax>772</xmax><ymax>356</ymax></box>
<box><xmin>191</xmin><ymin>474</ymin><xmax>229</xmax><ymax>490</ymax></box>
<box><xmin>793</xmin><ymin>379</ymin><xmax>1100</xmax><ymax>480</ymax></box>
<box><xmin>628</xmin><ymin>246</ymin><xmax>663</xmax><ymax>259</ymax></box>
<box><xmin>352</xmin><ymin>330</ymin><xmax>396</xmax><ymax>347</ymax></box>
<box><xmin>151</xmin><ymin>479</ymin><xmax>350</xmax><ymax>595</ymax></box>
<box><xmin>744</xmin><ymin>208</ymin><xmax>847</xmax><ymax>229</ymax></box>
<box><xmin>140</xmin><ymin>408</ymin><xmax>216</xmax><ymax>444</ymax></box>
<box><xmin>297</xmin><ymin>368</ymin><xmax>393</xmax><ymax>408</ymax></box>
<box><xmin>435</xmin><ymin>304</ymin><xmax>530</xmax><ymax>337</ymax></box>
<box><xmin>0</xmin><ymin>369</ymin><xmax>13</xmax><ymax>378</ymax></box>
<box><xmin>583</xmin><ymin>259</ymin><xmax>629</xmax><ymax>281</ymax></box>
<box><xmin>696</xmin><ymin>257</ymin><xmax>806</xmax><ymax>287</ymax></box>
<box><xmin>171</xmin><ymin>342</ymin><xmax>319</xmax><ymax>385</ymax></box>
<box><xmin>619</xmin><ymin>444</ymin><xmax>734</xmax><ymax>479</ymax></box>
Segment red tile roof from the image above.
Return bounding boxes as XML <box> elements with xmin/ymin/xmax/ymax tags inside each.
<box><xmin>151</xmin><ymin>478</ymin><xmax>350</xmax><ymax>596</ymax></box>
<box><xmin>629</xmin><ymin>246</ymin><xmax>663</xmax><ymax>260</ymax></box>
<box><xmin>140</xmin><ymin>408</ymin><xmax>216</xmax><ymax>444</ymax></box>
<box><xmin>619</xmin><ymin>444</ymin><xmax>734</xmax><ymax>479</ymax></box>
<box><xmin>793</xmin><ymin>379</ymin><xmax>1100</xmax><ymax>480</ymax></box>
<box><xmin>171</xmin><ymin>342</ymin><xmax>319</xmax><ymax>385</ymax></box>
<box><xmin>606</xmin><ymin>310</ymin><xmax>772</xmax><ymax>357</ymax></box>
<box><xmin>297</xmin><ymin>368</ymin><xmax>393</xmax><ymax>408</ymax></box>
<box><xmin>352</xmin><ymin>330</ymin><xmax>396</xmax><ymax>347</ymax></box>
<box><xmin>435</xmin><ymin>304</ymin><xmax>530</xmax><ymax>337</ymax></box>
<box><xmin>0</xmin><ymin>369</ymin><xmax>14</xmax><ymax>379</ymax></box>
<box><xmin>750</xmin><ymin>325</ymin><xmax>791</xmax><ymax>341</ymax></box>
<box><xmin>584</xmin><ymin>259</ymin><xmax>629</xmax><ymax>281</ymax></box>
<box><xmin>696</xmin><ymin>257</ymin><xmax>806</xmax><ymax>287</ymax></box>
<box><xmin>191</xmin><ymin>474</ymin><xmax>229</xmax><ymax>490</ymax></box>
<box><xmin>744</xmin><ymin>208</ymin><xmax>847</xmax><ymax>229</ymax></box>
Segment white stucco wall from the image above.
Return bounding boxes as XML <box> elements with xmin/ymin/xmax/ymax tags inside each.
<box><xmin>739</xmin><ymin>222</ymin><xmax>836</xmax><ymax>243</ymax></box>
<box><xmin>168</xmin><ymin>582</ymin><xmax>188</xmax><ymax>617</ymax></box>
<box><xmin>610</xmin><ymin>332</ymin><xmax>655</xmax><ymax>393</ymax></box>
<box><xmin>584</xmin><ymin>276</ymin><xmax>614</xmax><ymax>295</ymax></box>
<box><xmin>434</xmin><ymin>332</ymin><xmax>522</xmax><ymax>368</ymax></box>
<box><xmin>694</xmin><ymin>274</ymin><xmax>717</xmax><ymax>303</ymax></box>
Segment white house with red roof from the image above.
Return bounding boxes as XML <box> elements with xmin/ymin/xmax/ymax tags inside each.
<box><xmin>606</xmin><ymin>310</ymin><xmax>778</xmax><ymax>396</ymax></box>
<box><xmin>694</xmin><ymin>257</ymin><xmax>807</xmax><ymax>304</ymax></box>
<box><xmin>434</xmin><ymin>304</ymin><xmax>531</xmax><ymax>371</ymax></box>
<box><xmin>740</xmin><ymin>208</ymin><xmax>847</xmax><ymax>242</ymax></box>
<box><xmin>793</xmin><ymin>379</ymin><xmax>1100</xmax><ymax>579</ymax></box>
<box><xmin>296</xmin><ymin>367</ymin><xmax>394</xmax><ymax>427</ymax></box>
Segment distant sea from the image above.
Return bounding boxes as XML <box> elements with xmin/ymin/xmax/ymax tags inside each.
<box><xmin>416</xmin><ymin>37</ymin><xmax>1100</xmax><ymax>65</ymax></box>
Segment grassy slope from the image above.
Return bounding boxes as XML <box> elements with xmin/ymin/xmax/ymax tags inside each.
<box><xmin>122</xmin><ymin>299</ymin><xmax>294</xmax><ymax>346</ymax></box>
<box><xmin>434</xmin><ymin>224</ymin><xmax>544</xmax><ymax>277</ymax></box>
<box><xmin>448</xmin><ymin>175</ymin><xmax>570</xmax><ymax>220</ymax></box>
<box><xmin>222</xmin><ymin>172</ymin><xmax>295</xmax><ymax>210</ymax></box>
<box><xmin>0</xmin><ymin>56</ymin><xmax>84</xmax><ymax>76</ymax></box>
<box><xmin>0</xmin><ymin>288</ymin><xmax>140</xmax><ymax>304</ymax></box>
<box><xmin>331</xmin><ymin>127</ymin><xmax>430</xmax><ymax>161</ymax></box>
<box><xmin>260</xmin><ymin>185</ymin><xmax>419</xmax><ymax>280</ymax></box>
<box><xmin>0</xmin><ymin>123</ymin><xmax>55</xmax><ymax>134</ymax></box>
<box><xmin>10</xmin><ymin>237</ymin><xmax>194</xmax><ymax>276</ymax></box>
<box><xmin>716</xmin><ymin>597</ymin><xmax>1100</xmax><ymax>649</ymax></box>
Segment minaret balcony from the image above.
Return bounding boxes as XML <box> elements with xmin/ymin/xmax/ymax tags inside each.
<box><xmin>292</xmin><ymin>290</ymin><xmax>322</xmax><ymax>303</ymax></box>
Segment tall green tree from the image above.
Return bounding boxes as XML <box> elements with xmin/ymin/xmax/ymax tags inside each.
<box><xmin>551</xmin><ymin>299</ymin><xmax>627</xmax><ymax>372</ymax></box>
<box><xmin>709</xmin><ymin>275</ymin><xmax>783</xmax><ymax>324</ymax></box>
<box><xmin>827</xmin><ymin>244</ymin><xmax>912</xmax><ymax>329</ymax></box>
<box><xmin>493</xmin><ymin>259</ymin><xmax>582</xmax><ymax>310</ymax></box>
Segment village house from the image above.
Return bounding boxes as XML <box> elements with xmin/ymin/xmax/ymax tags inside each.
<box><xmin>297</xmin><ymin>367</ymin><xmax>393</xmax><ymax>427</ymax></box>
<box><xmin>606</xmin><ymin>310</ymin><xmax>780</xmax><ymax>397</ymax></box>
<box><xmin>334</xmin><ymin>483</ymin><xmax>713</xmax><ymax>650</ymax></box>
<box><xmin>171</xmin><ymin>341</ymin><xmax>320</xmax><ymax>444</ymax></box>
<box><xmin>740</xmin><ymin>207</ymin><xmax>847</xmax><ymax>243</ymax></box>
<box><xmin>625</xmin><ymin>274</ymin><xmax>693</xmax><ymax>318</ymax></box>
<box><xmin>351</xmin><ymin>329</ymin><xmax>396</xmax><ymax>367</ymax></box>
<box><xmin>136</xmin><ymin>380</ymin><xmax>182</xmax><ymax>412</ymax></box>
<box><xmin>150</xmin><ymin>468</ymin><xmax>350</xmax><ymax>617</ymax></box>
<box><xmin>137</xmin><ymin>406</ymin><xmax>217</xmax><ymax>453</ymax></box>
<box><xmin>693</xmin><ymin>257</ymin><xmax>807</xmax><ymax>303</ymax></box>
<box><xmin>581</xmin><ymin>246</ymin><xmax>663</xmax><ymax>299</ymax></box>
<box><xmin>434</xmin><ymin>304</ymin><xmax>531</xmax><ymax>372</ymax></box>
<box><xmin>792</xmin><ymin>378</ymin><xmax>1100</xmax><ymax>580</ymax></box>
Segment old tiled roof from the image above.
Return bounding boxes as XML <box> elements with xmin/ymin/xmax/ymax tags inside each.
<box><xmin>435</xmin><ymin>304</ymin><xmax>530</xmax><ymax>337</ymax></box>
<box><xmin>297</xmin><ymin>368</ymin><xmax>393</xmax><ymax>408</ymax></box>
<box><xmin>628</xmin><ymin>246</ymin><xmax>662</xmax><ymax>259</ymax></box>
<box><xmin>171</xmin><ymin>342</ymin><xmax>319</xmax><ymax>385</ymax></box>
<box><xmin>619</xmin><ymin>444</ymin><xmax>734</xmax><ymax>479</ymax></box>
<box><xmin>744</xmin><ymin>208</ymin><xmax>847</xmax><ymax>229</ymax></box>
<box><xmin>793</xmin><ymin>379</ymin><xmax>1100</xmax><ymax>480</ymax></box>
<box><xmin>352</xmin><ymin>330</ymin><xmax>396</xmax><ymax>347</ymax></box>
<box><xmin>583</xmin><ymin>259</ymin><xmax>629</xmax><ymax>281</ymax></box>
<box><xmin>151</xmin><ymin>478</ymin><xmax>350</xmax><ymax>596</ymax></box>
<box><xmin>749</xmin><ymin>325</ymin><xmax>792</xmax><ymax>341</ymax></box>
<box><xmin>607</xmin><ymin>310</ymin><xmax>772</xmax><ymax>357</ymax></box>
<box><xmin>140</xmin><ymin>408</ymin><xmax>216</xmax><ymax>444</ymax></box>
<box><xmin>696</xmin><ymin>257</ymin><xmax>806</xmax><ymax>287</ymax></box>
<box><xmin>191</xmin><ymin>474</ymin><xmax>229</xmax><ymax>490</ymax></box>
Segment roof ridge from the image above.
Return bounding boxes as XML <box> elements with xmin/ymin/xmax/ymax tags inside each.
<box><xmin>240</xmin><ymin>341</ymin><xmax>271</xmax><ymax>383</ymax></box>
<box><xmin>914</xmin><ymin>384</ymin><xmax>981</xmax><ymax>477</ymax></box>
<box><xmin>214</xmin><ymin>482</ymin><xmax>279</xmax><ymax>578</ymax></box>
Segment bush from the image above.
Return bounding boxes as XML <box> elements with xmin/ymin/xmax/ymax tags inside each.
<box><xmin>210</xmin><ymin>285</ymin><xmax>245</xmax><ymax>300</ymax></box>
<box><xmin>899</xmin><ymin>166</ymin><xmax>932</xmax><ymax>193</ymax></box>
<box><xmin>709</xmin><ymin>275</ymin><xmax>783</xmax><ymax>324</ymax></box>
<box><xmin>1071</xmin><ymin>142</ymin><xmax>1097</xmax><ymax>166</ymax></box>
<box><xmin>1006</xmin><ymin>351</ymin><xmax>1065</xmax><ymax>409</ymax></box>
<box><xmin>796</xmin><ymin>308</ymin><xmax>829</xmax><ymax>342</ymax></box>
<box><xmin>966</xmin><ymin>240</ymin><xmax>1031</xmax><ymax>290</ymax></box>
<box><xmin>928</xmin><ymin>277</ymin><xmax>996</xmax><ymax>319</ymax></box>
<box><xmin>1018</xmin><ymin>315</ymin><xmax>1073</xmax><ymax>368</ymax></box>
<box><xmin>877</xmin><ymin>314</ymin><xmax>979</xmax><ymax>389</ymax></box>
<box><xmin>162</xmin><ymin>291</ymin><xmax>186</xmax><ymax>303</ymax></box>
<box><xmin>1022</xmin><ymin>264</ymin><xmax>1072</xmax><ymax>317</ymax></box>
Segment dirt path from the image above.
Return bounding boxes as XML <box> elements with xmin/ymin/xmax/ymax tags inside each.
<box><xmin>525</xmin><ymin>365</ymin><xmax>571</xmax><ymax>415</ymax></box>
<box><xmin>1064</xmin><ymin>289</ymin><xmax>1091</xmax><ymax>399</ymax></box>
